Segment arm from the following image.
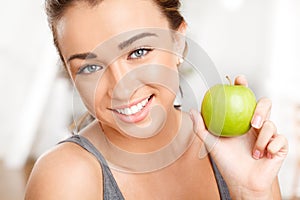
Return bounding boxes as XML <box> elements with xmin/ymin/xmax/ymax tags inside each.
<box><xmin>228</xmin><ymin>177</ymin><xmax>281</xmax><ymax>200</ymax></box>
<box><xmin>25</xmin><ymin>143</ymin><xmax>103</xmax><ymax>200</ymax></box>
<box><xmin>272</xmin><ymin>177</ymin><xmax>282</xmax><ymax>200</ymax></box>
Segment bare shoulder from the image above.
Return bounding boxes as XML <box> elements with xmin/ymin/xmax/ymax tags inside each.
<box><xmin>25</xmin><ymin>141</ymin><xmax>103</xmax><ymax>200</ymax></box>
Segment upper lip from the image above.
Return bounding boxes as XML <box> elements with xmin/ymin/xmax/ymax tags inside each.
<box><xmin>109</xmin><ymin>95</ymin><xmax>152</xmax><ymax>110</ymax></box>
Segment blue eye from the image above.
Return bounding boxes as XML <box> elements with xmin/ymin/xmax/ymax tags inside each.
<box><xmin>77</xmin><ymin>64</ymin><xmax>103</xmax><ymax>74</ymax></box>
<box><xmin>129</xmin><ymin>48</ymin><xmax>152</xmax><ymax>59</ymax></box>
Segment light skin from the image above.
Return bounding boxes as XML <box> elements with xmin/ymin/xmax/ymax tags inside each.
<box><xmin>25</xmin><ymin>0</ymin><xmax>288</xmax><ymax>199</ymax></box>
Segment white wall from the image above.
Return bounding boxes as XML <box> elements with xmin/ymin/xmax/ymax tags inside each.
<box><xmin>182</xmin><ymin>0</ymin><xmax>300</xmax><ymax>198</ymax></box>
<box><xmin>0</xmin><ymin>0</ymin><xmax>70</xmax><ymax>167</ymax></box>
<box><xmin>182</xmin><ymin>0</ymin><xmax>271</xmax><ymax>98</ymax></box>
<box><xmin>0</xmin><ymin>0</ymin><xmax>51</xmax><ymax>158</ymax></box>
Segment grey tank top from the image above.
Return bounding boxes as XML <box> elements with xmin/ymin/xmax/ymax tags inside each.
<box><xmin>59</xmin><ymin>135</ymin><xmax>231</xmax><ymax>200</ymax></box>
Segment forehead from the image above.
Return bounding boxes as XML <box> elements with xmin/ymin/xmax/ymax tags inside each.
<box><xmin>56</xmin><ymin>0</ymin><xmax>170</xmax><ymax>61</ymax></box>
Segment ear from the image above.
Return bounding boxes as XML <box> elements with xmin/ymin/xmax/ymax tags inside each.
<box><xmin>177</xmin><ymin>21</ymin><xmax>187</xmax><ymax>35</ymax></box>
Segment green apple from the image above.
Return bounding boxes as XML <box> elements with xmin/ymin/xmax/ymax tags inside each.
<box><xmin>201</xmin><ymin>77</ymin><xmax>257</xmax><ymax>137</ymax></box>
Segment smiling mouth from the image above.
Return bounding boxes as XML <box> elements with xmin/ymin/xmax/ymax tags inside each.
<box><xmin>111</xmin><ymin>95</ymin><xmax>154</xmax><ymax>116</ymax></box>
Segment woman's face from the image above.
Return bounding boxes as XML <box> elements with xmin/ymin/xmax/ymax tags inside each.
<box><xmin>56</xmin><ymin>0</ymin><xmax>186</xmax><ymax>138</ymax></box>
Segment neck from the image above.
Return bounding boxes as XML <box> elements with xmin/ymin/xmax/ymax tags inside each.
<box><xmin>95</xmin><ymin>109</ymin><xmax>195</xmax><ymax>173</ymax></box>
<box><xmin>102</xmin><ymin>107</ymin><xmax>182</xmax><ymax>153</ymax></box>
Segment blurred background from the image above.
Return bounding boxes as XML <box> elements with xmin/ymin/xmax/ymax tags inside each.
<box><xmin>0</xmin><ymin>0</ymin><xmax>299</xmax><ymax>199</ymax></box>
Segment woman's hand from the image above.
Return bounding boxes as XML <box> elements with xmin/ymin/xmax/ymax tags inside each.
<box><xmin>190</xmin><ymin>75</ymin><xmax>288</xmax><ymax>199</ymax></box>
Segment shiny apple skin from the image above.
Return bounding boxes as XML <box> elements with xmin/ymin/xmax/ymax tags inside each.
<box><xmin>201</xmin><ymin>84</ymin><xmax>257</xmax><ymax>137</ymax></box>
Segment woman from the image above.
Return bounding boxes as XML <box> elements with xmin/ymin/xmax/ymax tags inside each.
<box><xmin>25</xmin><ymin>0</ymin><xmax>288</xmax><ymax>199</ymax></box>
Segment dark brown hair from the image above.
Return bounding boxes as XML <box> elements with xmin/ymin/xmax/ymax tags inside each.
<box><xmin>45</xmin><ymin>0</ymin><xmax>185</xmax><ymax>66</ymax></box>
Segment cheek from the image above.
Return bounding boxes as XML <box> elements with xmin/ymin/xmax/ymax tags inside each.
<box><xmin>94</xmin><ymin>78</ymin><xmax>111</xmax><ymax>110</ymax></box>
<box><xmin>157</xmin><ymin>53</ymin><xmax>178</xmax><ymax>69</ymax></box>
<box><xmin>74</xmin><ymin>71</ymin><xmax>112</xmax><ymax>120</ymax></box>
<box><xmin>74</xmin><ymin>77</ymin><xmax>99</xmax><ymax>117</ymax></box>
<box><xmin>94</xmin><ymin>92</ymin><xmax>113</xmax><ymax>124</ymax></box>
<box><xmin>159</xmin><ymin>85</ymin><xmax>178</xmax><ymax>102</ymax></box>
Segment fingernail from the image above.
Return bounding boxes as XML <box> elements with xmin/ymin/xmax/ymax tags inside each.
<box><xmin>251</xmin><ymin>115</ymin><xmax>262</xmax><ymax>129</ymax></box>
<box><xmin>253</xmin><ymin>150</ymin><xmax>261</xmax><ymax>160</ymax></box>
<box><xmin>189</xmin><ymin>110</ymin><xmax>199</xmax><ymax>133</ymax></box>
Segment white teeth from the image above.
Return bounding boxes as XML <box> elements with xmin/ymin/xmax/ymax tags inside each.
<box><xmin>137</xmin><ymin>103</ymin><xmax>143</xmax><ymax>110</ymax></box>
<box><xmin>131</xmin><ymin>105</ymin><xmax>139</xmax><ymax>113</ymax></box>
<box><xmin>124</xmin><ymin>108</ymin><xmax>132</xmax><ymax>115</ymax></box>
<box><xmin>115</xmin><ymin>97</ymin><xmax>150</xmax><ymax>115</ymax></box>
<box><xmin>141</xmin><ymin>98</ymin><xmax>148</xmax><ymax>106</ymax></box>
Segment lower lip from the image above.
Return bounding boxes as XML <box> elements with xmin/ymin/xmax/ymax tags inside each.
<box><xmin>113</xmin><ymin>96</ymin><xmax>154</xmax><ymax>123</ymax></box>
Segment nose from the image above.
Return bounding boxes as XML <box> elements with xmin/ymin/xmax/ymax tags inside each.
<box><xmin>107</xmin><ymin>60</ymin><xmax>138</xmax><ymax>100</ymax></box>
<box><xmin>109</xmin><ymin>60</ymin><xmax>129</xmax><ymax>83</ymax></box>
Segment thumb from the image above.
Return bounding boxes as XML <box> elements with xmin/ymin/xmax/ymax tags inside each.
<box><xmin>189</xmin><ymin>108</ymin><xmax>206</xmax><ymax>134</ymax></box>
<box><xmin>189</xmin><ymin>109</ymin><xmax>219</xmax><ymax>157</ymax></box>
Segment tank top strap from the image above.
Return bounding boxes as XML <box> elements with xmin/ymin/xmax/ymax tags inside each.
<box><xmin>58</xmin><ymin>135</ymin><xmax>125</xmax><ymax>200</ymax></box>
<box><xmin>209</xmin><ymin>154</ymin><xmax>232</xmax><ymax>200</ymax></box>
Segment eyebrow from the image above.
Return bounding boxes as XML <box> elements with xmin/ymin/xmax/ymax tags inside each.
<box><xmin>118</xmin><ymin>32</ymin><xmax>158</xmax><ymax>50</ymax></box>
<box><xmin>66</xmin><ymin>32</ymin><xmax>158</xmax><ymax>63</ymax></box>
<box><xmin>67</xmin><ymin>52</ymin><xmax>97</xmax><ymax>63</ymax></box>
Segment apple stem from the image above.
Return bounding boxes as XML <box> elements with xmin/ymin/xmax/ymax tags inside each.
<box><xmin>226</xmin><ymin>75</ymin><xmax>232</xmax><ymax>85</ymax></box>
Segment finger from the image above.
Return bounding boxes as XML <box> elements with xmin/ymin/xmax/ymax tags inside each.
<box><xmin>267</xmin><ymin>134</ymin><xmax>289</xmax><ymax>159</ymax></box>
<box><xmin>234</xmin><ymin>75</ymin><xmax>248</xmax><ymax>87</ymax></box>
<box><xmin>189</xmin><ymin>109</ymin><xmax>206</xmax><ymax>134</ymax></box>
<box><xmin>252</xmin><ymin>120</ymin><xmax>277</xmax><ymax>159</ymax></box>
<box><xmin>189</xmin><ymin>109</ymin><xmax>219</xmax><ymax>154</ymax></box>
<box><xmin>251</xmin><ymin>97</ymin><xmax>272</xmax><ymax>129</ymax></box>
